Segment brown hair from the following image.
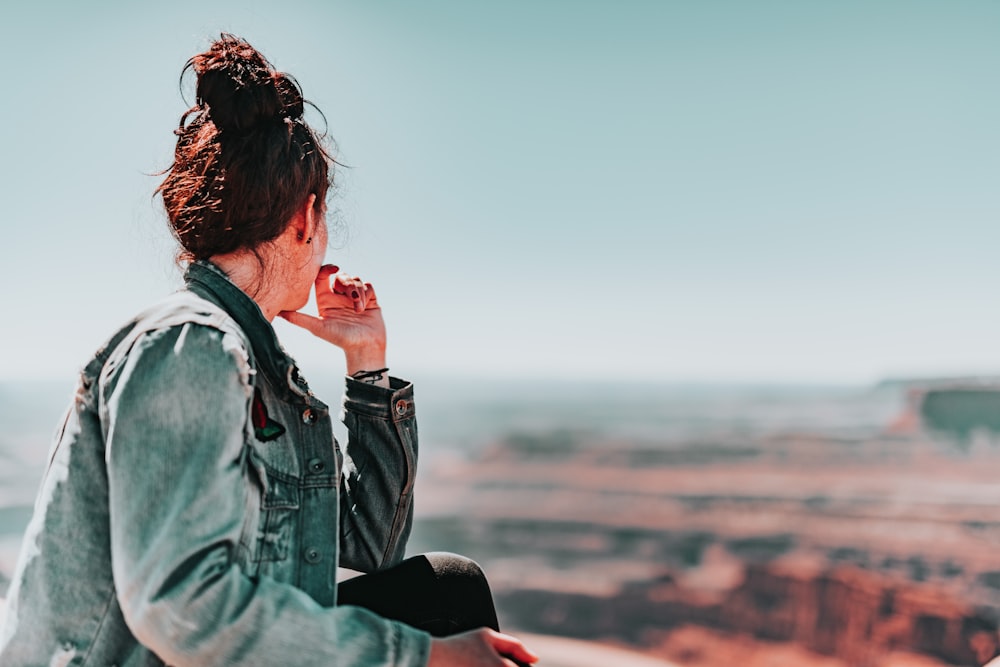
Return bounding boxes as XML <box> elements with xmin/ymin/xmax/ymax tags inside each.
<box><xmin>157</xmin><ymin>34</ymin><xmax>333</xmax><ymax>262</ymax></box>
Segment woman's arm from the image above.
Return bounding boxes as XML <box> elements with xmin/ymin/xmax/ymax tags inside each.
<box><xmin>338</xmin><ymin>374</ymin><xmax>418</xmax><ymax>571</ymax></box>
<box><xmin>280</xmin><ymin>265</ymin><xmax>417</xmax><ymax>571</ymax></box>
<box><xmin>103</xmin><ymin>323</ymin><xmax>430</xmax><ymax>666</ymax></box>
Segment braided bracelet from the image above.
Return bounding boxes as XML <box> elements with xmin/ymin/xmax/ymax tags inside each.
<box><xmin>351</xmin><ymin>367</ymin><xmax>389</xmax><ymax>383</ymax></box>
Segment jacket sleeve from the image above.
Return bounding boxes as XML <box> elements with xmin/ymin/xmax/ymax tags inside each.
<box><xmin>103</xmin><ymin>323</ymin><xmax>430</xmax><ymax>667</ymax></box>
<box><xmin>338</xmin><ymin>376</ymin><xmax>418</xmax><ymax>572</ymax></box>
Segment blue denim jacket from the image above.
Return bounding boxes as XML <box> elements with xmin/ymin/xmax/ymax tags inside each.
<box><xmin>0</xmin><ymin>261</ymin><xmax>431</xmax><ymax>666</ymax></box>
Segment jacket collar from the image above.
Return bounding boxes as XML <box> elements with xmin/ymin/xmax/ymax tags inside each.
<box><xmin>184</xmin><ymin>260</ymin><xmax>314</xmax><ymax>403</ymax></box>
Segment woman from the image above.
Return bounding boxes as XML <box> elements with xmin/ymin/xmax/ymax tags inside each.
<box><xmin>0</xmin><ymin>34</ymin><xmax>536</xmax><ymax>667</ymax></box>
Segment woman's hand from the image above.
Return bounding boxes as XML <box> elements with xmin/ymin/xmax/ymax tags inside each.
<box><xmin>278</xmin><ymin>264</ymin><xmax>387</xmax><ymax>374</ymax></box>
<box><xmin>428</xmin><ymin>629</ymin><xmax>538</xmax><ymax>667</ymax></box>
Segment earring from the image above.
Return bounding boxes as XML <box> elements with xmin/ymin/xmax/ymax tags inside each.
<box><xmin>306</xmin><ymin>237</ymin><xmax>312</xmax><ymax>244</ymax></box>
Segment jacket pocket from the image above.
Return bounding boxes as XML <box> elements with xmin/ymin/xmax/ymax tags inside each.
<box><xmin>246</xmin><ymin>450</ymin><xmax>300</xmax><ymax>563</ymax></box>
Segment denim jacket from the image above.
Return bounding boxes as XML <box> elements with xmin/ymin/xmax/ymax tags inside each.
<box><xmin>0</xmin><ymin>261</ymin><xmax>431</xmax><ymax>666</ymax></box>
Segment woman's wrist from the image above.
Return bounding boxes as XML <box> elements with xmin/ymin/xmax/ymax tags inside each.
<box><xmin>345</xmin><ymin>345</ymin><xmax>388</xmax><ymax>380</ymax></box>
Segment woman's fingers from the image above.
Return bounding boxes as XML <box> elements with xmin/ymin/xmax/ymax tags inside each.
<box><xmin>277</xmin><ymin>310</ymin><xmax>324</xmax><ymax>336</ymax></box>
<box><xmin>313</xmin><ymin>266</ymin><xmax>379</xmax><ymax>314</ymax></box>
<box><xmin>314</xmin><ymin>264</ymin><xmax>340</xmax><ymax>293</ymax></box>
<box><xmin>502</xmin><ymin>658</ymin><xmax>533</xmax><ymax>667</ymax></box>
<box><xmin>331</xmin><ymin>273</ymin><xmax>361</xmax><ymax>296</ymax></box>
<box><xmin>486</xmin><ymin>631</ymin><xmax>538</xmax><ymax>664</ymax></box>
<box><xmin>350</xmin><ymin>276</ymin><xmax>366</xmax><ymax>313</ymax></box>
<box><xmin>328</xmin><ymin>273</ymin><xmax>378</xmax><ymax>313</ymax></box>
<box><xmin>316</xmin><ymin>290</ymin><xmax>357</xmax><ymax>312</ymax></box>
<box><xmin>428</xmin><ymin>630</ymin><xmax>538</xmax><ymax>667</ymax></box>
<box><xmin>362</xmin><ymin>282</ymin><xmax>379</xmax><ymax>309</ymax></box>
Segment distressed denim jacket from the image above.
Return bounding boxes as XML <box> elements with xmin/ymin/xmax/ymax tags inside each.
<box><xmin>0</xmin><ymin>261</ymin><xmax>431</xmax><ymax>666</ymax></box>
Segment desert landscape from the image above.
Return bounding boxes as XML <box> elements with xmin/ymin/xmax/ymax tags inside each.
<box><xmin>406</xmin><ymin>380</ymin><xmax>1000</xmax><ymax>667</ymax></box>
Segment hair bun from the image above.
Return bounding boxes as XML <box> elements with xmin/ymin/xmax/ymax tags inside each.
<box><xmin>191</xmin><ymin>34</ymin><xmax>302</xmax><ymax>132</ymax></box>
<box><xmin>273</xmin><ymin>73</ymin><xmax>304</xmax><ymax>121</ymax></box>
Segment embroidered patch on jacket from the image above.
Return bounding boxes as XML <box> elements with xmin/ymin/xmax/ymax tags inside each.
<box><xmin>252</xmin><ymin>388</ymin><xmax>286</xmax><ymax>441</ymax></box>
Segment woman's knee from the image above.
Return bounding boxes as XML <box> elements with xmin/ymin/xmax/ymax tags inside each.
<box><xmin>424</xmin><ymin>551</ymin><xmax>488</xmax><ymax>584</ymax></box>
<box><xmin>421</xmin><ymin>552</ymin><xmax>499</xmax><ymax>632</ymax></box>
<box><xmin>423</xmin><ymin>551</ymin><xmax>495</xmax><ymax>604</ymax></box>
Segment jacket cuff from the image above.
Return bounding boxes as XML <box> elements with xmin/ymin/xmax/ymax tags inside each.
<box><xmin>342</xmin><ymin>375</ymin><xmax>415</xmax><ymax>421</ymax></box>
<box><xmin>393</xmin><ymin>623</ymin><xmax>432</xmax><ymax>667</ymax></box>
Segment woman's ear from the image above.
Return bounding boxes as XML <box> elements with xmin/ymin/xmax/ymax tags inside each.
<box><xmin>303</xmin><ymin>194</ymin><xmax>319</xmax><ymax>241</ymax></box>
<box><xmin>292</xmin><ymin>193</ymin><xmax>319</xmax><ymax>243</ymax></box>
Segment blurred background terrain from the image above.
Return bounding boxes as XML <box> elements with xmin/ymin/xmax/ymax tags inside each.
<box><xmin>5</xmin><ymin>376</ymin><xmax>1000</xmax><ymax>666</ymax></box>
<box><xmin>411</xmin><ymin>377</ymin><xmax>1000</xmax><ymax>667</ymax></box>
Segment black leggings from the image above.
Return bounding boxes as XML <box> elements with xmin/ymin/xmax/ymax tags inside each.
<box><xmin>336</xmin><ymin>552</ymin><xmax>501</xmax><ymax>637</ymax></box>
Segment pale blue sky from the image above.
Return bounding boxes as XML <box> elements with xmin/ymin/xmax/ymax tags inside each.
<box><xmin>1</xmin><ymin>1</ymin><xmax>999</xmax><ymax>384</ymax></box>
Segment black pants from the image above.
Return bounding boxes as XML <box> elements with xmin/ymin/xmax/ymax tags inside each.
<box><xmin>337</xmin><ymin>551</ymin><xmax>501</xmax><ymax>637</ymax></box>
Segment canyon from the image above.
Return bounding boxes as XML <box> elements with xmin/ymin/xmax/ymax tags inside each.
<box><xmin>411</xmin><ymin>423</ymin><xmax>1000</xmax><ymax>666</ymax></box>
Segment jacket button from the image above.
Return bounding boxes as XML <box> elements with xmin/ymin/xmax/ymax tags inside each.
<box><xmin>308</xmin><ymin>458</ymin><xmax>325</xmax><ymax>474</ymax></box>
<box><xmin>395</xmin><ymin>399</ymin><xmax>408</xmax><ymax>416</ymax></box>
<box><xmin>301</xmin><ymin>408</ymin><xmax>316</xmax><ymax>424</ymax></box>
<box><xmin>304</xmin><ymin>547</ymin><xmax>321</xmax><ymax>564</ymax></box>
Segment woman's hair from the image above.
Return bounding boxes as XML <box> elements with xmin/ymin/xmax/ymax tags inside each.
<box><xmin>158</xmin><ymin>34</ymin><xmax>333</xmax><ymax>263</ymax></box>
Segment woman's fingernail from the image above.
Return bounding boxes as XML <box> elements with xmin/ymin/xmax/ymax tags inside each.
<box><xmin>351</xmin><ymin>290</ymin><xmax>359</xmax><ymax>299</ymax></box>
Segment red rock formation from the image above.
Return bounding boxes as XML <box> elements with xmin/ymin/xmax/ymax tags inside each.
<box><xmin>497</xmin><ymin>562</ymin><xmax>998</xmax><ymax>667</ymax></box>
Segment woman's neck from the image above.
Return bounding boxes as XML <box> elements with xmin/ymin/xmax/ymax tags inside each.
<box><xmin>207</xmin><ymin>253</ymin><xmax>287</xmax><ymax>322</ymax></box>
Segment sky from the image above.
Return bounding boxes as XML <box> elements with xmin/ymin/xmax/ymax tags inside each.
<box><xmin>1</xmin><ymin>0</ymin><xmax>999</xmax><ymax>385</ymax></box>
